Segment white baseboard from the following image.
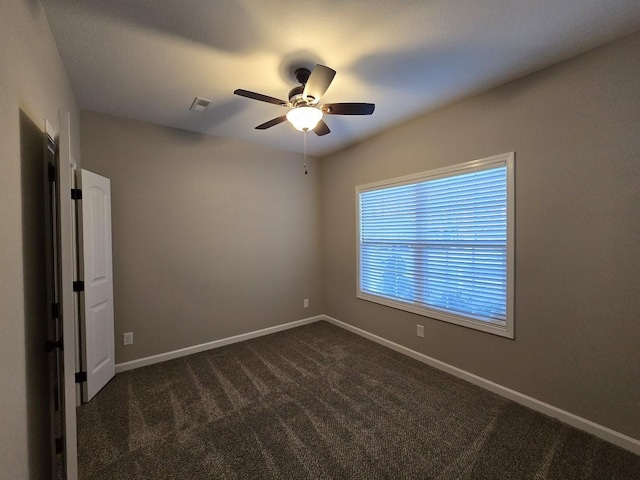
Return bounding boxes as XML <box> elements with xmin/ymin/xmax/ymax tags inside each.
<box><xmin>114</xmin><ymin>312</ymin><xmax>639</xmax><ymax>455</ymax></box>
<box><xmin>321</xmin><ymin>315</ymin><xmax>640</xmax><ymax>455</ymax></box>
<box><xmin>114</xmin><ymin>315</ymin><xmax>323</xmax><ymax>374</ymax></box>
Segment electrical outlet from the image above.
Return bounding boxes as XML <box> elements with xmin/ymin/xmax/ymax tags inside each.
<box><xmin>417</xmin><ymin>325</ymin><xmax>424</xmax><ymax>338</ymax></box>
<box><xmin>303</xmin><ymin>299</ymin><xmax>309</xmax><ymax>308</ymax></box>
<box><xmin>123</xmin><ymin>332</ymin><xmax>134</xmax><ymax>346</ymax></box>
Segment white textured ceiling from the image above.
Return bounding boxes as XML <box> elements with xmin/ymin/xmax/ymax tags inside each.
<box><xmin>42</xmin><ymin>0</ymin><xmax>640</xmax><ymax>157</ymax></box>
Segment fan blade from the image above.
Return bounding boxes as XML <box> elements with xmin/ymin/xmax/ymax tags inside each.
<box><xmin>303</xmin><ymin>65</ymin><xmax>336</xmax><ymax>105</ymax></box>
<box><xmin>234</xmin><ymin>89</ymin><xmax>288</xmax><ymax>106</ymax></box>
<box><xmin>255</xmin><ymin>115</ymin><xmax>287</xmax><ymax>130</ymax></box>
<box><xmin>313</xmin><ymin>119</ymin><xmax>331</xmax><ymax>136</ymax></box>
<box><xmin>322</xmin><ymin>103</ymin><xmax>375</xmax><ymax>115</ymax></box>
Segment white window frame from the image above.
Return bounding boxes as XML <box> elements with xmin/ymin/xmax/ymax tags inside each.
<box><xmin>356</xmin><ymin>152</ymin><xmax>515</xmax><ymax>338</ymax></box>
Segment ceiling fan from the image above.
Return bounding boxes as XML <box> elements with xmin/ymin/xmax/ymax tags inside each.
<box><xmin>234</xmin><ymin>64</ymin><xmax>375</xmax><ymax>136</ymax></box>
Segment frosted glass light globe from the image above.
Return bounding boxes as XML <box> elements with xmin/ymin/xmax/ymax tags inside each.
<box><xmin>286</xmin><ymin>106</ymin><xmax>323</xmax><ymax>131</ymax></box>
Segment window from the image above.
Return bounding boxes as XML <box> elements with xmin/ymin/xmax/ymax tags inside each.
<box><xmin>357</xmin><ymin>153</ymin><xmax>514</xmax><ymax>338</ymax></box>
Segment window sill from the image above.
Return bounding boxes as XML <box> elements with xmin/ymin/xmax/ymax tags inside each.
<box><xmin>357</xmin><ymin>291</ymin><xmax>514</xmax><ymax>339</ymax></box>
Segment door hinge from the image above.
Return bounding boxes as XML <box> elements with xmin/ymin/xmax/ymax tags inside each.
<box><xmin>55</xmin><ymin>437</ymin><xmax>63</xmax><ymax>455</ymax></box>
<box><xmin>48</xmin><ymin>163</ymin><xmax>56</xmax><ymax>183</ymax></box>
<box><xmin>73</xmin><ymin>281</ymin><xmax>84</xmax><ymax>292</ymax></box>
<box><xmin>75</xmin><ymin>371</ymin><xmax>87</xmax><ymax>384</ymax></box>
<box><xmin>71</xmin><ymin>188</ymin><xmax>82</xmax><ymax>200</ymax></box>
<box><xmin>44</xmin><ymin>338</ymin><xmax>63</xmax><ymax>352</ymax></box>
<box><xmin>51</xmin><ymin>302</ymin><xmax>60</xmax><ymax>319</ymax></box>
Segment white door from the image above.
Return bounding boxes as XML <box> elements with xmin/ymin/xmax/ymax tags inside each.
<box><xmin>80</xmin><ymin>169</ymin><xmax>115</xmax><ymax>401</ymax></box>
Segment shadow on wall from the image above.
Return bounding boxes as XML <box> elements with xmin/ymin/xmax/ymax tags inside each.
<box><xmin>20</xmin><ymin>110</ymin><xmax>52</xmax><ymax>480</ymax></box>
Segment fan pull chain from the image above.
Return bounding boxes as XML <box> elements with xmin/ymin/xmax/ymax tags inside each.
<box><xmin>303</xmin><ymin>129</ymin><xmax>308</xmax><ymax>175</ymax></box>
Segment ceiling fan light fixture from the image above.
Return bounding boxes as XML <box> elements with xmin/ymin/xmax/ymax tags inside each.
<box><xmin>286</xmin><ymin>106</ymin><xmax>322</xmax><ymax>131</ymax></box>
<box><xmin>234</xmin><ymin>64</ymin><xmax>374</xmax><ymax>136</ymax></box>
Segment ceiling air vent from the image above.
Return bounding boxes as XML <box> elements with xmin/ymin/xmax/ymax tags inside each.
<box><xmin>190</xmin><ymin>97</ymin><xmax>212</xmax><ymax>112</ymax></box>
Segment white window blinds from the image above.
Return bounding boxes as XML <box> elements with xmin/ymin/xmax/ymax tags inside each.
<box><xmin>357</xmin><ymin>153</ymin><xmax>514</xmax><ymax>337</ymax></box>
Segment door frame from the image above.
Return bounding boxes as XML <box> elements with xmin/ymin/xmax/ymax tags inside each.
<box><xmin>44</xmin><ymin>119</ymin><xmax>61</xmax><ymax>477</ymax></box>
<box><xmin>57</xmin><ymin>110</ymin><xmax>79</xmax><ymax>479</ymax></box>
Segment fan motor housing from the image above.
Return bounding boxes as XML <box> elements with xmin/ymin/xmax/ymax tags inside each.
<box><xmin>288</xmin><ymin>85</ymin><xmax>314</xmax><ymax>106</ymax></box>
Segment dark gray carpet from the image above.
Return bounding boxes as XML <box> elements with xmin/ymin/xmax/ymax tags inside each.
<box><xmin>77</xmin><ymin>321</ymin><xmax>640</xmax><ymax>479</ymax></box>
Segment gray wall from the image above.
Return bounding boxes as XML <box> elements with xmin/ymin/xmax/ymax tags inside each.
<box><xmin>321</xmin><ymin>32</ymin><xmax>640</xmax><ymax>440</ymax></box>
<box><xmin>80</xmin><ymin>111</ymin><xmax>324</xmax><ymax>364</ymax></box>
<box><xmin>0</xmin><ymin>1</ymin><xmax>80</xmax><ymax>478</ymax></box>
